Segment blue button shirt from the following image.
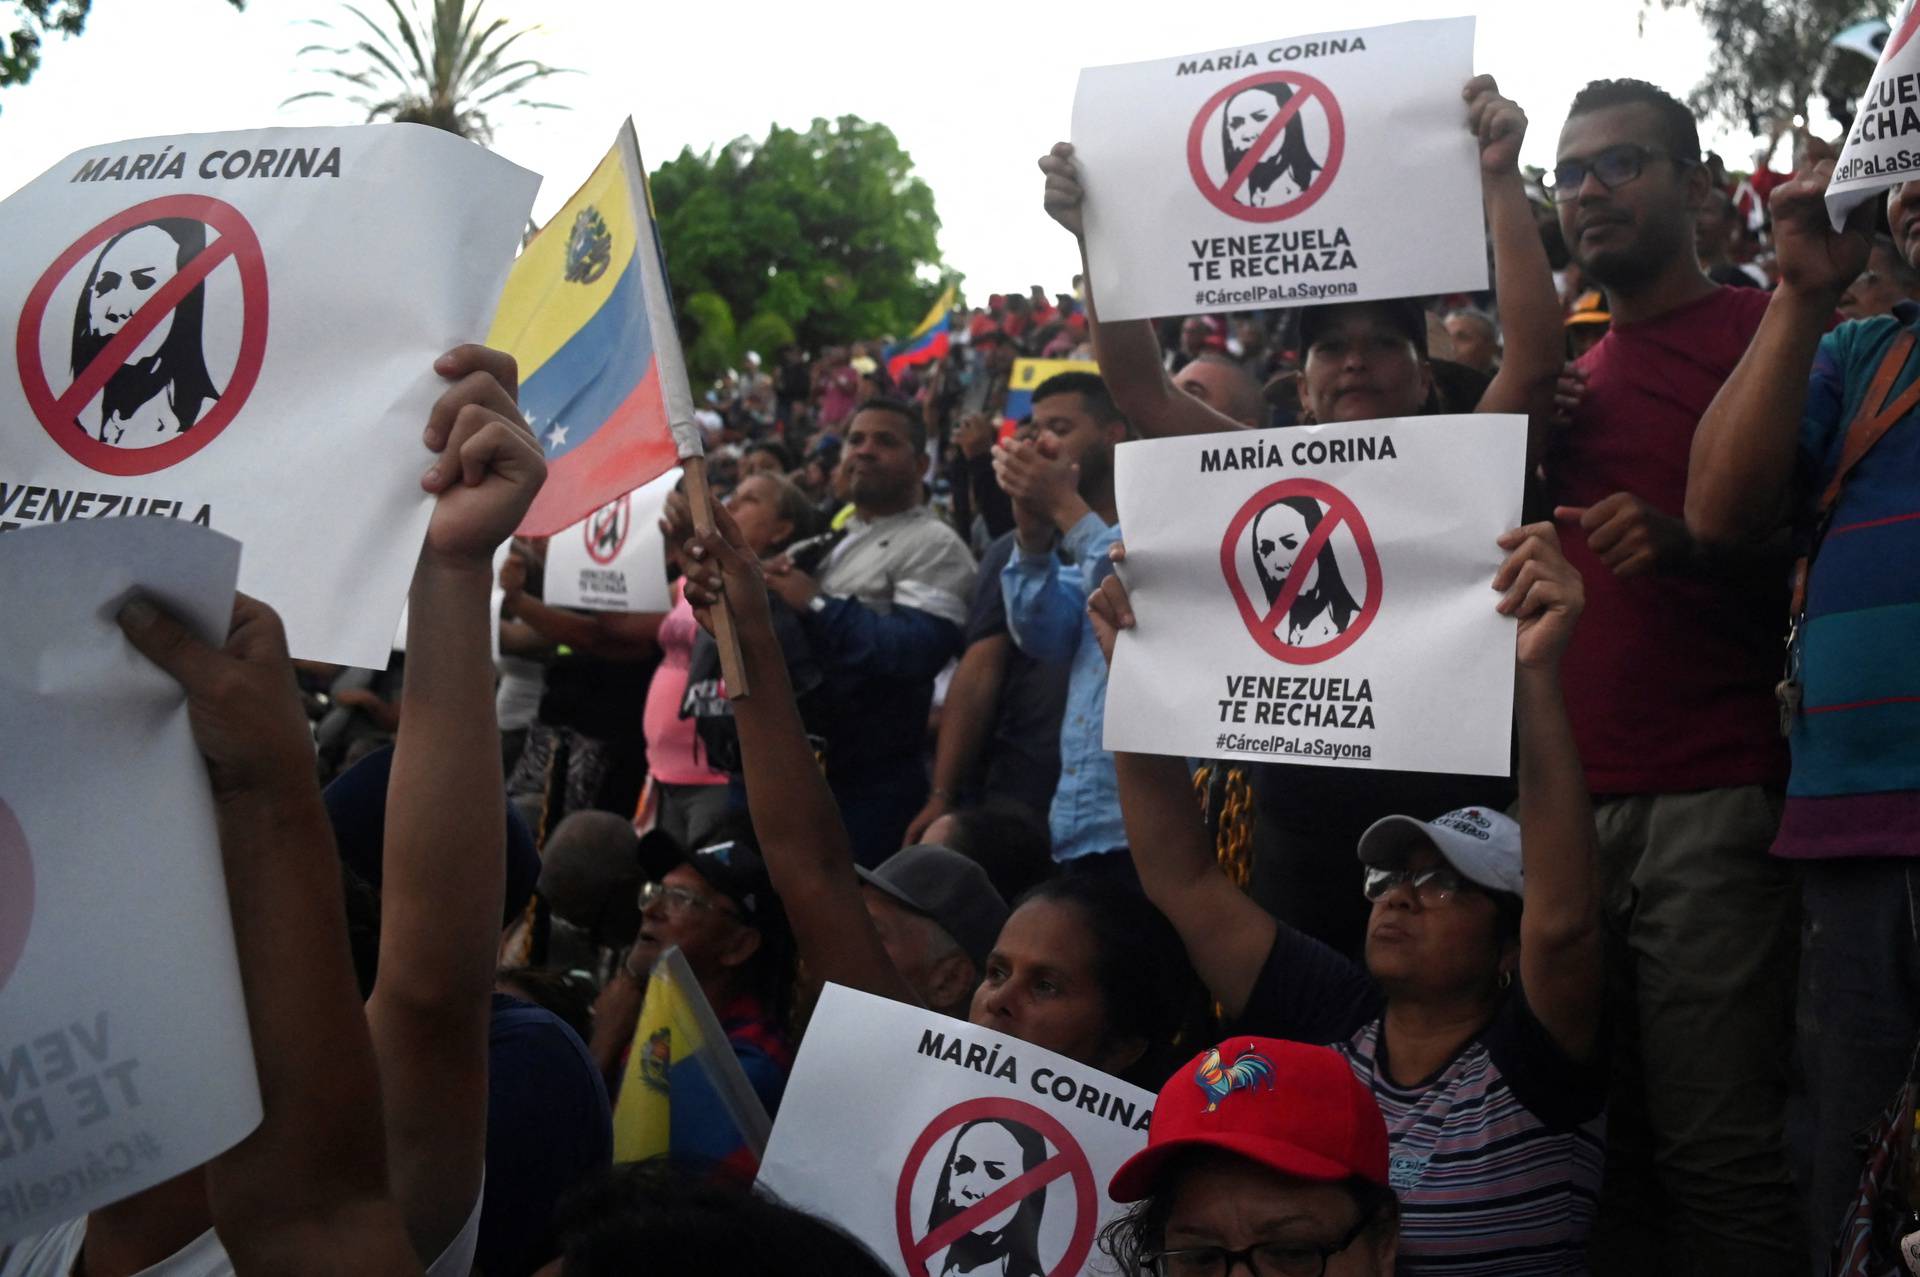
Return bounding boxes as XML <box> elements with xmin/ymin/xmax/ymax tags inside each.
<box><xmin>1001</xmin><ymin>512</ymin><xmax>1125</xmax><ymax>862</ymax></box>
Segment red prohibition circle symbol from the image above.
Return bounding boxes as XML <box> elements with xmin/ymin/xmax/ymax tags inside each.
<box><xmin>584</xmin><ymin>493</ymin><xmax>633</xmax><ymax>565</ymax></box>
<box><xmin>16</xmin><ymin>194</ymin><xmax>269</xmax><ymax>477</ymax></box>
<box><xmin>894</xmin><ymin>1096</ymin><xmax>1098</xmax><ymax>1277</ymax></box>
<box><xmin>1219</xmin><ymin>476</ymin><xmax>1383</xmax><ymax>664</ymax></box>
<box><xmin>1187</xmin><ymin>70</ymin><xmax>1346</xmax><ymax>223</ymax></box>
<box><xmin>0</xmin><ymin>798</ymin><xmax>34</xmax><ymax>994</ymax></box>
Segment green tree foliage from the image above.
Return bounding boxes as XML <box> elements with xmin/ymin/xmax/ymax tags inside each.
<box><xmin>650</xmin><ymin>115</ymin><xmax>949</xmax><ymax>368</ymax></box>
<box><xmin>2</xmin><ymin>0</ymin><xmax>243</xmax><ymax>93</ymax></box>
<box><xmin>286</xmin><ymin>0</ymin><xmax>571</xmax><ymax>142</ymax></box>
<box><xmin>682</xmin><ymin>291</ymin><xmax>738</xmax><ymax>385</ymax></box>
<box><xmin>1647</xmin><ymin>0</ymin><xmax>1886</xmax><ymax>132</ymax></box>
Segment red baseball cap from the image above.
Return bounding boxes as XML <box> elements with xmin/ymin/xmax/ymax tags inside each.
<box><xmin>1108</xmin><ymin>1037</ymin><xmax>1388</xmax><ymax>1202</ymax></box>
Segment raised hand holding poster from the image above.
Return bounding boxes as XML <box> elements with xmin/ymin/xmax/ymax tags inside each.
<box><xmin>0</xmin><ymin>519</ymin><xmax>259</xmax><ymax>1243</ymax></box>
<box><xmin>1072</xmin><ymin>18</ymin><xmax>1485</xmax><ymax>321</ymax></box>
<box><xmin>1103</xmin><ymin>415</ymin><xmax>1526</xmax><ymax>777</ymax></box>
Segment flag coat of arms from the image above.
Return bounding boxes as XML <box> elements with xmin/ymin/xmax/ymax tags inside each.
<box><xmin>884</xmin><ymin>285</ymin><xmax>956</xmax><ymax>382</ymax></box>
<box><xmin>490</xmin><ymin>120</ymin><xmax>704</xmax><ymax>535</ymax></box>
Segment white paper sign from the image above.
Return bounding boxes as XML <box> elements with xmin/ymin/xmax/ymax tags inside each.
<box><xmin>0</xmin><ymin>518</ymin><xmax>261</xmax><ymax>1243</ymax></box>
<box><xmin>1103</xmin><ymin>415</ymin><xmax>1524</xmax><ymax>776</ymax></box>
<box><xmin>756</xmin><ymin>986</ymin><xmax>1152</xmax><ymax>1277</ymax></box>
<box><xmin>0</xmin><ymin>125</ymin><xmax>540</xmax><ymax>667</ymax></box>
<box><xmin>1072</xmin><ymin>18</ymin><xmax>1485</xmax><ymax>322</ymax></box>
<box><xmin>1827</xmin><ymin>1</ymin><xmax>1920</xmax><ymax>228</ymax></box>
<box><xmin>543</xmin><ymin>466</ymin><xmax>678</xmax><ymax>613</ymax></box>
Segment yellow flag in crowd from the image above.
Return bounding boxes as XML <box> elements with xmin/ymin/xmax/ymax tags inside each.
<box><xmin>611</xmin><ymin>945</ymin><xmax>772</xmax><ymax>1167</ymax></box>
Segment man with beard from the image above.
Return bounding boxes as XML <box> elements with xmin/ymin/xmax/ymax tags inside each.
<box><xmin>1546</xmin><ymin>78</ymin><xmax>1803</xmax><ymax>1274</ymax></box>
<box><xmin>992</xmin><ymin>373</ymin><xmax>1132</xmax><ymax>870</ymax></box>
<box><xmin>761</xmin><ymin>398</ymin><xmax>976</xmax><ymax>865</ymax></box>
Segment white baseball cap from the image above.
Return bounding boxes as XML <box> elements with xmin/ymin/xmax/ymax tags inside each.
<box><xmin>1356</xmin><ymin>807</ymin><xmax>1524</xmax><ymax>897</ymax></box>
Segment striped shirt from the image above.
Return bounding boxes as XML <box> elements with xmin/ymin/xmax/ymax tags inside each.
<box><xmin>1239</xmin><ymin>928</ymin><xmax>1606</xmax><ymax>1273</ymax></box>
<box><xmin>1776</xmin><ymin>303</ymin><xmax>1920</xmax><ymax>858</ymax></box>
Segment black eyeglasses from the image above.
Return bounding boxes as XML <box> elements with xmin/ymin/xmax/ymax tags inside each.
<box><xmin>1548</xmin><ymin>143</ymin><xmax>1687</xmax><ymax>202</ymax></box>
<box><xmin>1147</xmin><ymin>1213</ymin><xmax>1372</xmax><ymax>1277</ymax></box>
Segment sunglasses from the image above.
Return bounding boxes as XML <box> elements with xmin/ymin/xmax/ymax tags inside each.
<box><xmin>1548</xmin><ymin>143</ymin><xmax>1687</xmax><ymax>202</ymax></box>
<box><xmin>638</xmin><ymin>880</ymin><xmax>739</xmax><ymax>920</ymax></box>
<box><xmin>1361</xmin><ymin>865</ymin><xmax>1479</xmax><ymax>906</ymax></box>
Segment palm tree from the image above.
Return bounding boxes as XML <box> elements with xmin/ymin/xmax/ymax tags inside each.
<box><xmin>285</xmin><ymin>0</ymin><xmax>572</xmax><ymax>143</ymax></box>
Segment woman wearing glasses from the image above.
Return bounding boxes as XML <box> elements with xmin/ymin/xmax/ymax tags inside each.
<box><xmin>1088</xmin><ymin>522</ymin><xmax>1606</xmax><ymax>1274</ymax></box>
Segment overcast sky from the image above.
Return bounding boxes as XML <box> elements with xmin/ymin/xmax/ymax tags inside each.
<box><xmin>0</xmin><ymin>0</ymin><xmax>1784</xmax><ymax>295</ymax></box>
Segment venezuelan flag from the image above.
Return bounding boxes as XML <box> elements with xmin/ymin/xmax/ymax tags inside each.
<box><xmin>1002</xmin><ymin>357</ymin><xmax>1101</xmax><ymax>429</ymax></box>
<box><xmin>490</xmin><ymin>120</ymin><xmax>703</xmax><ymax>536</ymax></box>
<box><xmin>612</xmin><ymin>946</ymin><xmax>773</xmax><ymax>1175</ymax></box>
<box><xmin>884</xmin><ymin>285</ymin><xmax>956</xmax><ymax>382</ymax></box>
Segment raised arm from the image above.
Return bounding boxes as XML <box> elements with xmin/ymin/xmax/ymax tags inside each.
<box><xmin>1087</xmin><ymin>548</ymin><xmax>1277</xmax><ymax>1018</ymax></box>
<box><xmin>1039</xmin><ymin>142</ymin><xmax>1249</xmax><ymax>439</ymax></box>
<box><xmin>118</xmin><ymin>594</ymin><xmax>420</xmax><ymax>1275</ymax></box>
<box><xmin>1466</xmin><ymin>76</ymin><xmax>1563</xmax><ymax>458</ymax></box>
<box><xmin>681</xmin><ymin>507</ymin><xmax>922</xmax><ymax>1007</ymax></box>
<box><xmin>368</xmin><ymin>344</ymin><xmax>547</xmax><ymax>1260</ymax></box>
<box><xmin>1688</xmin><ymin>161</ymin><xmax>1867</xmax><ymax>549</ymax></box>
<box><xmin>1492</xmin><ymin>523</ymin><xmax>1601</xmax><ymax>1060</ymax></box>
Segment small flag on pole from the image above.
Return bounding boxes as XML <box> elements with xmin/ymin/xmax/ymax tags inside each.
<box><xmin>490</xmin><ymin>120</ymin><xmax>705</xmax><ymax>536</ymax></box>
<box><xmin>611</xmin><ymin>945</ymin><xmax>773</xmax><ymax>1174</ymax></box>
<box><xmin>884</xmin><ymin>285</ymin><xmax>956</xmax><ymax>382</ymax></box>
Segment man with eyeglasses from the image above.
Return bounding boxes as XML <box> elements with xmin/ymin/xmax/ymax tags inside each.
<box><xmin>1545</xmin><ymin>78</ymin><xmax>1805</xmax><ymax>1274</ymax></box>
<box><xmin>587</xmin><ymin>835</ymin><xmax>796</xmax><ymax>1169</ymax></box>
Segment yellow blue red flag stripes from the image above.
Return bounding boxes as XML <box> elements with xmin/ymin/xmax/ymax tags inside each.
<box><xmin>1002</xmin><ymin>356</ymin><xmax>1099</xmax><ymax>428</ymax></box>
<box><xmin>612</xmin><ymin>946</ymin><xmax>772</xmax><ymax>1172</ymax></box>
<box><xmin>884</xmin><ymin>285</ymin><xmax>956</xmax><ymax>381</ymax></box>
<box><xmin>489</xmin><ymin>120</ymin><xmax>702</xmax><ymax>536</ymax></box>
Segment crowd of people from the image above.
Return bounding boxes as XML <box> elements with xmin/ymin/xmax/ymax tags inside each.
<box><xmin>13</xmin><ymin>64</ymin><xmax>1920</xmax><ymax>1277</ymax></box>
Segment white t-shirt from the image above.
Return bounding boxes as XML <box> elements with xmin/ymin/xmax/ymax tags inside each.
<box><xmin>0</xmin><ymin>1186</ymin><xmax>482</xmax><ymax>1277</ymax></box>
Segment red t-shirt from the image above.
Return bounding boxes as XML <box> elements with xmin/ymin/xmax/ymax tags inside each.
<box><xmin>1548</xmin><ymin>286</ymin><xmax>1789</xmax><ymax>795</ymax></box>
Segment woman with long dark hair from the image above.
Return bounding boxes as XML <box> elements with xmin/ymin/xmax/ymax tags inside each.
<box><xmin>1250</xmin><ymin>496</ymin><xmax>1362</xmax><ymax>645</ymax></box>
<box><xmin>928</xmin><ymin>1119</ymin><xmax>1050</xmax><ymax>1277</ymax></box>
<box><xmin>1220</xmin><ymin>85</ymin><xmax>1322</xmax><ymax>209</ymax></box>
<box><xmin>70</xmin><ymin>218</ymin><xmax>221</xmax><ymax>446</ymax></box>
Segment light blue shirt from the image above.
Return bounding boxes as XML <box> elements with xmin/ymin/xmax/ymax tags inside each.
<box><xmin>1001</xmin><ymin>511</ymin><xmax>1125</xmax><ymax>862</ymax></box>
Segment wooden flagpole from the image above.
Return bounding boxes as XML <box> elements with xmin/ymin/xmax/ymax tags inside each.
<box><xmin>681</xmin><ymin>453</ymin><xmax>750</xmax><ymax>700</ymax></box>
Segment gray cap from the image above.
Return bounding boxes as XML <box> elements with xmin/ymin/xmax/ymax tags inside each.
<box><xmin>856</xmin><ymin>844</ymin><xmax>1009</xmax><ymax>968</ymax></box>
<box><xmin>1356</xmin><ymin>807</ymin><xmax>1524</xmax><ymax>897</ymax></box>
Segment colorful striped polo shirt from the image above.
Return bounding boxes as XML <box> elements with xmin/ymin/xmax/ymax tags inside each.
<box><xmin>1776</xmin><ymin>303</ymin><xmax>1920</xmax><ymax>858</ymax></box>
<box><xmin>1239</xmin><ymin>927</ymin><xmax>1607</xmax><ymax>1273</ymax></box>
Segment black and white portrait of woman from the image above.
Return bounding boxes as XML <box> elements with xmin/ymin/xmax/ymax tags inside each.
<box><xmin>69</xmin><ymin>218</ymin><xmax>221</xmax><ymax>448</ymax></box>
<box><xmin>1221</xmin><ymin>84</ymin><xmax>1324</xmax><ymax>209</ymax></box>
<box><xmin>927</xmin><ymin>1118</ymin><xmax>1049</xmax><ymax>1277</ymax></box>
<box><xmin>1251</xmin><ymin>496</ymin><xmax>1361</xmax><ymax>646</ymax></box>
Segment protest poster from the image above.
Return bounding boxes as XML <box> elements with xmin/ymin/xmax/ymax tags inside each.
<box><xmin>1826</xmin><ymin>0</ymin><xmax>1920</xmax><ymax>227</ymax></box>
<box><xmin>0</xmin><ymin>125</ymin><xmax>538</xmax><ymax>668</ymax></box>
<box><xmin>1102</xmin><ymin>414</ymin><xmax>1525</xmax><ymax>777</ymax></box>
<box><xmin>1071</xmin><ymin>18</ymin><xmax>1485</xmax><ymax>322</ymax></box>
<box><xmin>0</xmin><ymin>518</ymin><xmax>260</xmax><ymax>1242</ymax></box>
<box><xmin>489</xmin><ymin>121</ymin><xmax>705</xmax><ymax>537</ymax></box>
<box><xmin>542</xmin><ymin>466</ymin><xmax>678</xmax><ymax>613</ymax></box>
<box><xmin>757</xmin><ymin>985</ymin><xmax>1152</xmax><ymax>1277</ymax></box>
